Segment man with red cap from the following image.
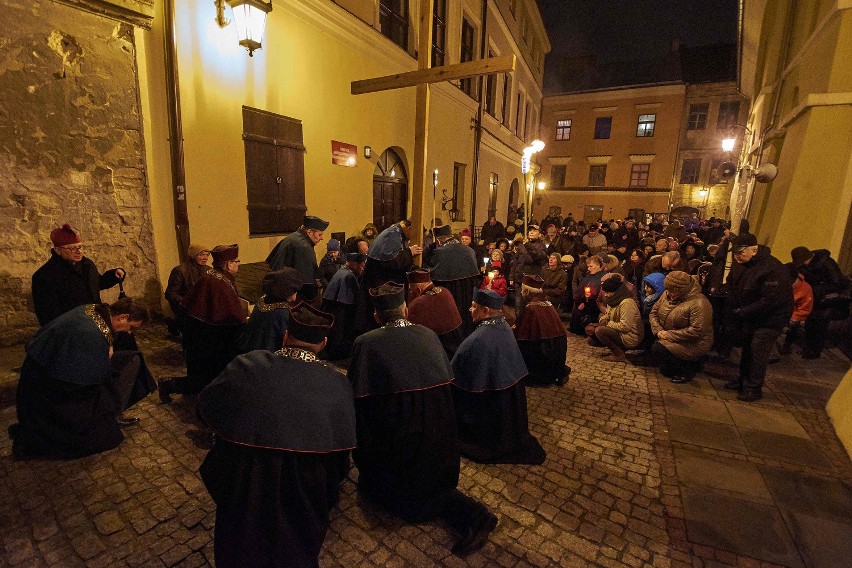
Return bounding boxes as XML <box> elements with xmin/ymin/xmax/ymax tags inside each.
<box><xmin>407</xmin><ymin>268</ymin><xmax>465</xmax><ymax>359</ymax></box>
<box><xmin>160</xmin><ymin>244</ymin><xmax>248</xmax><ymax>402</ymax></box>
<box><xmin>514</xmin><ymin>274</ymin><xmax>569</xmax><ymax>385</ymax></box>
<box><xmin>32</xmin><ymin>223</ymin><xmax>126</xmax><ymax>327</ymax></box>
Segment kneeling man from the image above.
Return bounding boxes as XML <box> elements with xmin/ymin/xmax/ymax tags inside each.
<box><xmin>199</xmin><ymin>303</ymin><xmax>355</xmax><ymax>568</ymax></box>
<box><xmin>513</xmin><ymin>274</ymin><xmax>569</xmax><ymax>386</ymax></box>
<box><xmin>451</xmin><ymin>289</ymin><xmax>546</xmax><ymax>464</ymax></box>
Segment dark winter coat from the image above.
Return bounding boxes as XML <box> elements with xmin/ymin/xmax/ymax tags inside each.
<box><xmin>32</xmin><ymin>252</ymin><xmax>122</xmax><ymax>326</ymax></box>
<box><xmin>612</xmin><ymin>227</ymin><xmax>641</xmax><ymax>251</ymax></box>
<box><xmin>726</xmin><ymin>246</ymin><xmax>793</xmax><ymax>333</ymax></box>
<box><xmin>480</xmin><ymin>221</ymin><xmax>506</xmax><ymax>244</ymax></box>
<box><xmin>511</xmin><ymin>240</ymin><xmax>548</xmax><ymax>283</ymax></box>
<box><xmin>800</xmin><ymin>249</ymin><xmax>848</xmax><ymax>320</ymax></box>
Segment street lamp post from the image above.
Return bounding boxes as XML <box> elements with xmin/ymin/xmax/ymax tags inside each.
<box><xmin>521</xmin><ymin>140</ymin><xmax>545</xmax><ymax>237</ymax></box>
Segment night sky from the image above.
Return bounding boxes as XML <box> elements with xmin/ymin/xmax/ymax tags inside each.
<box><xmin>536</xmin><ymin>0</ymin><xmax>739</xmax><ymax>91</ymax></box>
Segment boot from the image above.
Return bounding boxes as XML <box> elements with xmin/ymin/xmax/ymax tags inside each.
<box><xmin>451</xmin><ymin>511</ymin><xmax>497</xmax><ymax>557</ymax></box>
<box><xmin>158</xmin><ymin>379</ymin><xmax>174</xmax><ymax>404</ymax></box>
<box><xmin>602</xmin><ymin>348</ymin><xmax>627</xmax><ymax>363</ymax></box>
<box><xmin>737</xmin><ymin>388</ymin><xmax>762</xmax><ymax>402</ymax></box>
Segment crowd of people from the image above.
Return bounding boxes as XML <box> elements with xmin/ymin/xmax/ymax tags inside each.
<box><xmin>8</xmin><ymin>212</ymin><xmax>850</xmax><ymax>566</ymax></box>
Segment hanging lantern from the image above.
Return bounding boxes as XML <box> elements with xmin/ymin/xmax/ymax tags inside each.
<box><xmin>216</xmin><ymin>0</ymin><xmax>273</xmax><ymax>56</ymax></box>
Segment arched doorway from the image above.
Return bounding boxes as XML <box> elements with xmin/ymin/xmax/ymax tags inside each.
<box><xmin>507</xmin><ymin>178</ymin><xmax>520</xmax><ymax>224</ymax></box>
<box><xmin>373</xmin><ymin>148</ymin><xmax>408</xmax><ymax>232</ymax></box>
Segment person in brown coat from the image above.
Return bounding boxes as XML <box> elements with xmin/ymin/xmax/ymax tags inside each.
<box><xmin>649</xmin><ymin>271</ymin><xmax>714</xmax><ymax>384</ymax></box>
<box><xmin>540</xmin><ymin>252</ymin><xmax>568</xmax><ymax>309</ymax></box>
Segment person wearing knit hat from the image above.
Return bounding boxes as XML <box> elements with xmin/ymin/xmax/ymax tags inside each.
<box><xmin>348</xmin><ymin>280</ymin><xmax>498</xmax><ymax>557</ymax></box>
<box><xmin>648</xmin><ymin>271</ymin><xmax>713</xmax><ymax>384</ymax></box>
<box><xmin>590</xmin><ymin>274</ymin><xmax>644</xmax><ymax>362</ymax></box>
<box><xmin>165</xmin><ymin>243</ymin><xmax>212</xmax><ymax>337</ymax></box>
<box><xmin>32</xmin><ymin>223</ymin><xmax>127</xmax><ymax>327</ymax></box>
<box><xmin>319</xmin><ymin>238</ymin><xmax>345</xmax><ymax>286</ymax></box>
<box><xmin>792</xmin><ymin>246</ymin><xmax>847</xmax><ymax>359</ymax></box>
<box><xmin>266</xmin><ymin>213</ymin><xmax>330</xmax><ymax>291</ymax></box>
<box><xmin>237</xmin><ymin>268</ymin><xmax>307</xmax><ymax>354</ymax></box>
<box><xmin>459</xmin><ymin>228</ymin><xmax>473</xmax><ymax>247</ymax></box>
<box><xmin>161</xmin><ymin>244</ymin><xmax>248</xmax><ymax>403</ymax></box>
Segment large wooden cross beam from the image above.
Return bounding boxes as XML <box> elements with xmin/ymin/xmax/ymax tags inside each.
<box><xmin>351</xmin><ymin>1</ymin><xmax>516</xmax><ymax>247</ymax></box>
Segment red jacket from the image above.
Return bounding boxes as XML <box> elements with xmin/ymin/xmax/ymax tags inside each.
<box><xmin>792</xmin><ymin>274</ymin><xmax>813</xmax><ymax>322</ymax></box>
<box><xmin>481</xmin><ymin>274</ymin><xmax>507</xmax><ymax>297</ymax></box>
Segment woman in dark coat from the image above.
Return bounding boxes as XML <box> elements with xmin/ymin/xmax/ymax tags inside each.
<box><xmin>540</xmin><ymin>252</ymin><xmax>568</xmax><ymax>309</ymax></box>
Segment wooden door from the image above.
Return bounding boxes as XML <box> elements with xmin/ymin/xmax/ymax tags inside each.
<box><xmin>373</xmin><ymin>180</ymin><xmax>407</xmax><ymax>232</ymax></box>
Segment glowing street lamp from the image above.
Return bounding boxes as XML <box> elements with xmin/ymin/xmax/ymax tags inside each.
<box><xmin>721</xmin><ymin>137</ymin><xmax>736</xmax><ymax>153</ymax></box>
<box><xmin>215</xmin><ymin>0</ymin><xmax>273</xmax><ymax>56</ymax></box>
<box><xmin>521</xmin><ymin>140</ymin><xmax>545</xmax><ymax>235</ymax></box>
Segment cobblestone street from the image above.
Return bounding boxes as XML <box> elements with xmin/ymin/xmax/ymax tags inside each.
<box><xmin>1</xmin><ymin>323</ymin><xmax>850</xmax><ymax>567</ymax></box>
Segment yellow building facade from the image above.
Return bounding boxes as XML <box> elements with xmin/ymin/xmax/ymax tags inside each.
<box><xmin>137</xmin><ymin>0</ymin><xmax>549</xmax><ymax>292</ymax></box>
<box><xmin>737</xmin><ymin>0</ymin><xmax>852</xmax><ymax>455</ymax></box>
<box><xmin>537</xmin><ymin>84</ymin><xmax>685</xmax><ymax>224</ymax></box>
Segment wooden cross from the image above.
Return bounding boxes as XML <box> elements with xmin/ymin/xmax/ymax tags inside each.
<box><xmin>351</xmin><ymin>1</ymin><xmax>516</xmax><ymax>246</ymax></box>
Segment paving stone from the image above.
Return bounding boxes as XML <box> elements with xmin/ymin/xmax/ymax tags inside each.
<box><xmin>663</xmin><ymin>393</ymin><xmax>733</xmax><ymax>424</ymax></box>
<box><xmin>70</xmin><ymin>533</ymin><xmax>105</xmax><ymax>560</ymax></box>
<box><xmin>673</xmin><ymin>447</ymin><xmax>772</xmax><ymax>501</ymax></box>
<box><xmin>740</xmin><ymin>429</ymin><xmax>831</xmax><ymax>469</ymax></box>
<box><xmin>781</xmin><ymin>510</ymin><xmax>852</xmax><ymax>568</ymax></box>
<box><xmin>759</xmin><ymin>467</ymin><xmax>852</xmax><ymax>521</ymax></box>
<box><xmin>666</xmin><ymin>415</ymin><xmax>748</xmax><ymax>453</ymax></box>
<box><xmin>725</xmin><ymin>404</ymin><xmax>810</xmax><ymax>439</ymax></box>
<box><xmin>93</xmin><ymin>510</ymin><xmax>126</xmax><ymax>535</ymax></box>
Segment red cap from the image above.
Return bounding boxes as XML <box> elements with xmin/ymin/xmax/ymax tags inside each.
<box><xmin>50</xmin><ymin>224</ymin><xmax>81</xmax><ymax>247</ymax></box>
<box><xmin>460</xmin><ymin>229</ymin><xmax>472</xmax><ymax>237</ymax></box>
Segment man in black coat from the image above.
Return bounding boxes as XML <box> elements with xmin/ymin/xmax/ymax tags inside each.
<box><xmin>479</xmin><ymin>216</ymin><xmax>506</xmax><ymax>245</ymax></box>
<box><xmin>199</xmin><ymin>303</ymin><xmax>355</xmax><ymax>568</ymax></box>
<box><xmin>724</xmin><ymin>234</ymin><xmax>793</xmax><ymax>402</ymax></box>
<box><xmin>612</xmin><ymin>218</ymin><xmax>641</xmax><ymax>251</ymax></box>
<box><xmin>424</xmin><ymin>225</ymin><xmax>482</xmax><ymax>337</ymax></box>
<box><xmin>791</xmin><ymin>246</ymin><xmax>849</xmax><ymax>359</ymax></box>
<box><xmin>510</xmin><ymin>225</ymin><xmax>548</xmax><ymax>319</ymax></box>
<box><xmin>32</xmin><ymin>223</ymin><xmax>125</xmax><ymax>327</ymax></box>
<box><xmin>266</xmin><ymin>215</ymin><xmax>329</xmax><ymax>300</ymax></box>
<box><xmin>348</xmin><ymin>283</ymin><xmax>497</xmax><ymax>557</ymax></box>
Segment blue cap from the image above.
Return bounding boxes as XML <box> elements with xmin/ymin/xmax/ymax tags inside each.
<box><xmin>472</xmin><ymin>288</ymin><xmax>504</xmax><ymax>309</ymax></box>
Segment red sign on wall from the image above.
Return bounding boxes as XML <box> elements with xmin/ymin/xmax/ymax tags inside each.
<box><xmin>331</xmin><ymin>141</ymin><xmax>357</xmax><ymax>167</ymax></box>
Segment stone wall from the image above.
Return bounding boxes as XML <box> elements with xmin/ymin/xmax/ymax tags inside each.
<box><xmin>0</xmin><ymin>1</ymin><xmax>160</xmax><ymax>345</ymax></box>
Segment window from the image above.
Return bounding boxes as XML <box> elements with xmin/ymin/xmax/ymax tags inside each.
<box><xmin>630</xmin><ymin>163</ymin><xmax>650</xmax><ymax>187</ymax></box>
<box><xmin>594</xmin><ymin>116</ymin><xmax>612</xmax><ymax>139</ymax></box>
<box><xmin>717</xmin><ymin>101</ymin><xmax>740</xmax><ymax>130</ymax></box>
<box><xmin>501</xmin><ymin>74</ymin><xmax>510</xmax><ymax>125</ymax></box>
<box><xmin>636</xmin><ymin>114</ymin><xmax>656</xmax><ymax>137</ymax></box>
<box><xmin>708</xmin><ymin>159</ymin><xmax>724</xmax><ymax>184</ymax></box>
<box><xmin>485</xmin><ymin>50</ymin><xmax>497</xmax><ymax>116</ymax></box>
<box><xmin>460</xmin><ymin>18</ymin><xmax>477</xmax><ymax>99</ymax></box>
<box><xmin>588</xmin><ymin>164</ymin><xmax>607</xmax><ymax>187</ymax></box>
<box><xmin>551</xmin><ymin>165</ymin><xmax>566</xmax><ymax>187</ymax></box>
<box><xmin>556</xmin><ymin>119</ymin><xmax>571</xmax><ymax>140</ymax></box>
<box><xmin>379</xmin><ymin>0</ymin><xmax>408</xmax><ymax>51</ymax></box>
<box><xmin>515</xmin><ymin>92</ymin><xmax>523</xmax><ymax>137</ymax></box>
<box><xmin>687</xmin><ymin>103</ymin><xmax>708</xmax><ymax>130</ymax></box>
<box><xmin>488</xmin><ymin>173</ymin><xmax>498</xmax><ymax>216</ymax></box>
<box><xmin>519</xmin><ymin>12</ymin><xmax>527</xmax><ymax>43</ymax></box>
<box><xmin>523</xmin><ymin>101</ymin><xmax>531</xmax><ymax>141</ymax></box>
<box><xmin>431</xmin><ymin>0</ymin><xmax>446</xmax><ymax>66</ymax></box>
<box><xmin>452</xmin><ymin>163</ymin><xmax>466</xmax><ymax>218</ymax></box>
<box><xmin>680</xmin><ymin>158</ymin><xmax>702</xmax><ymax>184</ymax></box>
<box><xmin>242</xmin><ymin>107</ymin><xmax>307</xmax><ymax>236</ymax></box>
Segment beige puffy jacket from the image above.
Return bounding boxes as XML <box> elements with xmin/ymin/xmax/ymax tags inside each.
<box><xmin>649</xmin><ymin>280</ymin><xmax>714</xmax><ymax>361</ymax></box>
<box><xmin>599</xmin><ymin>297</ymin><xmax>644</xmax><ymax>349</ymax></box>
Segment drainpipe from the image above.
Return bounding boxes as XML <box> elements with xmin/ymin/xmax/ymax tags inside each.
<box><xmin>470</xmin><ymin>0</ymin><xmax>489</xmax><ymax>234</ymax></box>
<box><xmin>164</xmin><ymin>0</ymin><xmax>191</xmax><ymax>257</ymax></box>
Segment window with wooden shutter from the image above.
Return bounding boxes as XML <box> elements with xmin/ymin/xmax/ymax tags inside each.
<box><xmin>242</xmin><ymin>106</ymin><xmax>307</xmax><ymax>236</ymax></box>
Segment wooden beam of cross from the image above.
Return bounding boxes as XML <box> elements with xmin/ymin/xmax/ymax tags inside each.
<box><xmin>351</xmin><ymin>1</ymin><xmax>516</xmax><ymax>247</ymax></box>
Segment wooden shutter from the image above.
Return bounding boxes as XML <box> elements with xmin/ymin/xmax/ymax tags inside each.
<box><xmin>243</xmin><ymin>106</ymin><xmax>307</xmax><ymax>235</ymax></box>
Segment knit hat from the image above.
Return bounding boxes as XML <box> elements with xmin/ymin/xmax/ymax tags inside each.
<box><xmin>262</xmin><ymin>268</ymin><xmax>306</xmax><ymax>302</ymax></box>
<box><xmin>790</xmin><ymin>246</ymin><xmax>813</xmax><ymax>267</ymax></box>
<box><xmin>287</xmin><ymin>303</ymin><xmax>334</xmax><ymax>344</ymax></box>
<box><xmin>664</xmin><ymin>271</ymin><xmax>693</xmax><ymax>294</ymax></box>
<box><xmin>303</xmin><ymin>215</ymin><xmax>330</xmax><ymax>231</ymax></box>
<box><xmin>326</xmin><ymin>239</ymin><xmax>340</xmax><ymax>251</ymax></box>
<box><xmin>460</xmin><ymin>228</ymin><xmax>472</xmax><ymax>238</ymax></box>
<box><xmin>601</xmin><ymin>274</ymin><xmax>623</xmax><ymax>293</ymax></box>
<box><xmin>50</xmin><ymin>224</ymin><xmax>81</xmax><ymax>247</ymax></box>
<box><xmin>211</xmin><ymin>244</ymin><xmax>239</xmax><ymax>263</ymax></box>
<box><xmin>188</xmin><ymin>243</ymin><xmax>210</xmax><ymax>258</ymax></box>
<box><xmin>370</xmin><ymin>282</ymin><xmax>406</xmax><ymax>311</ymax></box>
<box><xmin>472</xmin><ymin>288</ymin><xmax>504</xmax><ymax>309</ymax></box>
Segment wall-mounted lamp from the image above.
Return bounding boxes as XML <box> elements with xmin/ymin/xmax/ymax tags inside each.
<box><xmin>537</xmin><ymin>181</ymin><xmax>545</xmax><ymax>191</ymax></box>
<box><xmin>698</xmin><ymin>188</ymin><xmax>709</xmax><ymax>197</ymax></box>
<box><xmin>364</xmin><ymin>146</ymin><xmax>372</xmax><ymax>159</ymax></box>
<box><xmin>215</xmin><ymin>0</ymin><xmax>273</xmax><ymax>57</ymax></box>
<box><xmin>721</xmin><ymin>124</ymin><xmax>752</xmax><ymax>153</ymax></box>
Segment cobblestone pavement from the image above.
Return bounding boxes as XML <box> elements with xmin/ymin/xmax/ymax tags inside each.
<box><xmin>1</xmin><ymin>322</ymin><xmax>850</xmax><ymax>567</ymax></box>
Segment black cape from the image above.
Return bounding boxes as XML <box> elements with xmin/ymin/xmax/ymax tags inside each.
<box><xmin>31</xmin><ymin>252</ymin><xmax>121</xmax><ymax>326</ymax></box>
<box><xmin>407</xmin><ymin>285</ymin><xmax>465</xmax><ymax>359</ymax></box>
<box><xmin>237</xmin><ymin>297</ymin><xmax>291</xmax><ymax>353</ymax></box>
<box><xmin>199</xmin><ymin>350</ymin><xmax>355</xmax><ymax>568</ymax></box>
<box><xmin>321</xmin><ymin>267</ymin><xmax>360</xmax><ymax>360</ymax></box>
<box><xmin>354</xmin><ymin>250</ymin><xmax>414</xmax><ymax>335</ymax></box>
<box><xmin>451</xmin><ymin>317</ymin><xmax>545</xmax><ymax>464</ymax></box>
<box><xmin>347</xmin><ymin>323</ymin><xmax>461</xmax><ymax>517</ymax></box>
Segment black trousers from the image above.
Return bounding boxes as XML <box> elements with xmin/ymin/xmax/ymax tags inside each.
<box><xmin>739</xmin><ymin>328</ymin><xmax>782</xmax><ymax>390</ymax></box>
<box><xmin>651</xmin><ymin>341</ymin><xmax>701</xmax><ymax>378</ymax></box>
<box><xmin>803</xmin><ymin>317</ymin><xmax>830</xmax><ymax>356</ymax></box>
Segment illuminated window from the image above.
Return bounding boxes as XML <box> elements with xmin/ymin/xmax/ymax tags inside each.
<box><xmin>556</xmin><ymin>119</ymin><xmax>571</xmax><ymax>140</ymax></box>
<box><xmin>636</xmin><ymin>114</ymin><xmax>656</xmax><ymax>137</ymax></box>
<box><xmin>630</xmin><ymin>163</ymin><xmax>650</xmax><ymax>187</ymax></box>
